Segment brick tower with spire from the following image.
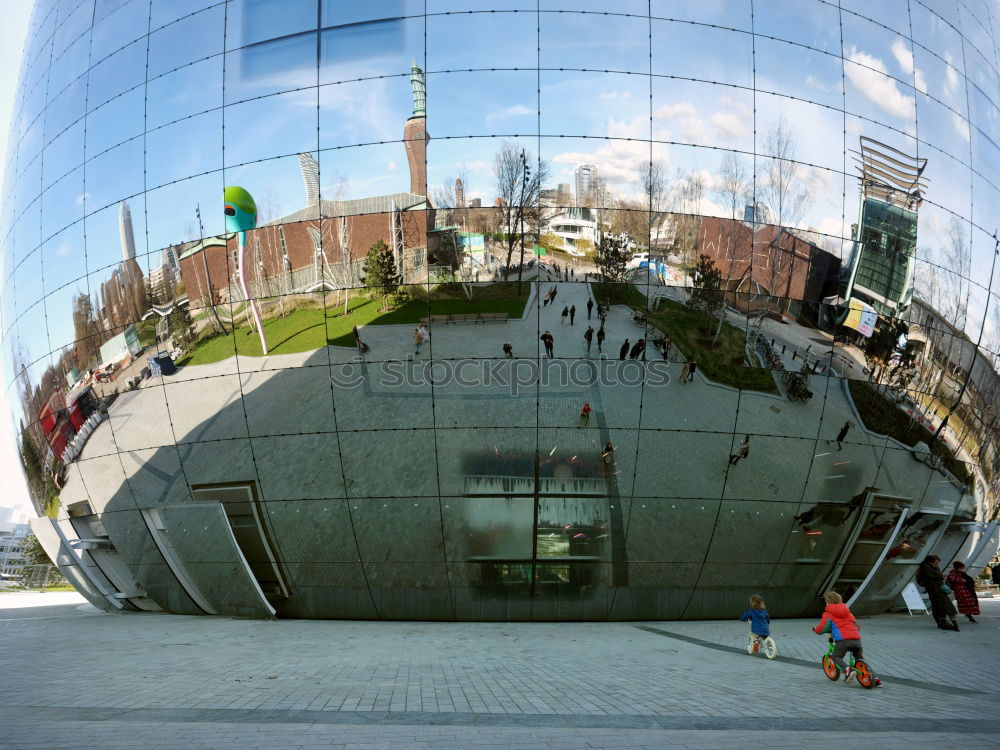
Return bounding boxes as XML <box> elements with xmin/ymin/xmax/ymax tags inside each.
<box><xmin>403</xmin><ymin>60</ymin><xmax>429</xmax><ymax>196</ymax></box>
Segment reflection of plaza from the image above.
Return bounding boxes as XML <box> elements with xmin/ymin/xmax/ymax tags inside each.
<box><xmin>6</xmin><ymin>1</ymin><xmax>1000</xmax><ymax>622</ymax></box>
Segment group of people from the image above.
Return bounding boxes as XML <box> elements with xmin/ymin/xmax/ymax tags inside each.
<box><xmin>917</xmin><ymin>554</ymin><xmax>980</xmax><ymax>629</ymax></box>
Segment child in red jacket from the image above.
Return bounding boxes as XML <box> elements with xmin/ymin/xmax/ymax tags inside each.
<box><xmin>813</xmin><ymin>591</ymin><xmax>865</xmax><ymax>684</ymax></box>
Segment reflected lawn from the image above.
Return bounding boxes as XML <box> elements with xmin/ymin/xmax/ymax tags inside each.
<box><xmin>176</xmin><ymin>283</ymin><xmax>530</xmax><ymax>366</ymax></box>
<box><xmin>594</xmin><ymin>282</ymin><xmax>779</xmax><ymax>394</ymax></box>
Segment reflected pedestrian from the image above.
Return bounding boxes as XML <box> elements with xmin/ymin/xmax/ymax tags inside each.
<box><xmin>413</xmin><ymin>327</ymin><xmax>424</xmax><ymax>355</ymax></box>
<box><xmin>835</xmin><ymin>420</ymin><xmax>851</xmax><ymax>451</ymax></box>
<box><xmin>629</xmin><ymin>339</ymin><xmax>643</xmax><ymax>360</ymax></box>
<box><xmin>687</xmin><ymin>360</ymin><xmax>697</xmax><ymax>382</ymax></box>
<box><xmin>679</xmin><ymin>361</ymin><xmax>690</xmax><ymax>382</ymax></box>
<box><xmin>561</xmin><ymin>306</ymin><xmax>569</xmax><ymax>325</ymax></box>
<box><xmin>570</xmin><ymin>304</ymin><xmax>576</xmax><ymax>325</ymax></box>
<box><xmin>596</xmin><ymin>326</ymin><xmax>606</xmax><ymax>353</ymax></box>
<box><xmin>946</xmin><ymin>561</ymin><xmax>980</xmax><ymax>624</ymax></box>
<box><xmin>580</xmin><ymin>402</ymin><xmax>592</xmax><ymax>427</ymax></box>
<box><xmin>729</xmin><ymin>435</ymin><xmax>751</xmax><ymax>465</ymax></box>
<box><xmin>503</xmin><ymin>342</ymin><xmax>513</xmax><ymax>359</ymax></box>
<box><xmin>353</xmin><ymin>325</ymin><xmax>369</xmax><ymax>355</ymax></box>
<box><xmin>602</xmin><ymin>440</ymin><xmax>614</xmax><ymax>465</ymax></box>
<box><xmin>619</xmin><ymin>339</ymin><xmax>630</xmax><ymax>360</ymax></box>
<box><xmin>584</xmin><ymin>326</ymin><xmax>594</xmax><ymax>353</ymax></box>
<box><xmin>587</xmin><ymin>299</ymin><xmax>594</xmax><ymax>319</ymax></box>
<box><xmin>540</xmin><ymin>330</ymin><xmax>554</xmax><ymax>359</ymax></box>
<box><xmin>551</xmin><ymin>286</ymin><xmax>558</xmax><ymax>304</ymax></box>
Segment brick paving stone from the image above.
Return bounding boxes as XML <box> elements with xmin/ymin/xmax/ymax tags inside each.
<box><xmin>1</xmin><ymin>593</ymin><xmax>999</xmax><ymax>748</ymax></box>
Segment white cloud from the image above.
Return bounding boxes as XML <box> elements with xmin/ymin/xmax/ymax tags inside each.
<box><xmin>952</xmin><ymin>111</ymin><xmax>971</xmax><ymax>142</ymax></box>
<box><xmin>709</xmin><ymin>111</ymin><xmax>747</xmax><ymax>139</ymax></box>
<box><xmin>467</xmin><ymin>160</ymin><xmax>490</xmax><ymax>172</ymax></box>
<box><xmin>845</xmin><ymin>47</ymin><xmax>916</xmax><ymax>120</ymax></box>
<box><xmin>943</xmin><ymin>53</ymin><xmax>960</xmax><ymax>96</ymax></box>
<box><xmin>599</xmin><ymin>90</ymin><xmax>632</xmax><ymax>100</ymax></box>
<box><xmin>74</xmin><ymin>192</ymin><xmax>90</xmax><ymax>205</ymax></box>
<box><xmin>55</xmin><ymin>242</ymin><xmax>71</xmax><ymax>257</ymax></box>
<box><xmin>718</xmin><ymin>95</ymin><xmax>752</xmax><ymax>119</ymax></box>
<box><xmin>485</xmin><ymin>104</ymin><xmax>533</xmax><ymax>125</ymax></box>
<box><xmin>387</xmin><ymin>160</ymin><xmax>398</xmax><ymax>171</ymax></box>
<box><xmin>891</xmin><ymin>38</ymin><xmax>927</xmax><ymax>93</ymax></box>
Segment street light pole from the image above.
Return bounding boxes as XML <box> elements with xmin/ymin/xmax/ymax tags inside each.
<box><xmin>517</xmin><ymin>149</ymin><xmax>530</xmax><ymax>295</ymax></box>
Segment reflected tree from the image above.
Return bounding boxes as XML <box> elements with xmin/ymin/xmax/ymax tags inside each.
<box><xmin>595</xmin><ymin>233</ymin><xmax>630</xmax><ymax>283</ymax></box>
<box><xmin>493</xmin><ymin>141</ymin><xmax>546</xmax><ymax>280</ymax></box>
<box><xmin>362</xmin><ymin>238</ymin><xmax>400</xmax><ymax>311</ymax></box>
<box><xmin>670</xmin><ymin>170</ymin><xmax>705</xmax><ymax>269</ymax></box>
<box><xmin>757</xmin><ymin>118</ymin><xmax>813</xmax><ymax>311</ymax></box>
<box><xmin>688</xmin><ymin>253</ymin><xmax>724</xmax><ymax>336</ymax></box>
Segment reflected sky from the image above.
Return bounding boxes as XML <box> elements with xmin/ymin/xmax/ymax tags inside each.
<box><xmin>2</xmin><ymin>0</ymin><xmax>1000</xmax><ymax>372</ymax></box>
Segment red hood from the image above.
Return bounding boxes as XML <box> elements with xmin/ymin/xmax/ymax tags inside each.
<box><xmin>826</xmin><ymin>602</ymin><xmax>852</xmax><ymax>618</ymax></box>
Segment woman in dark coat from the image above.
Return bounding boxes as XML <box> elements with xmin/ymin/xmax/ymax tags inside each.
<box><xmin>945</xmin><ymin>561</ymin><xmax>980</xmax><ymax>623</ymax></box>
<box><xmin>916</xmin><ymin>555</ymin><xmax>959</xmax><ymax>630</ymax></box>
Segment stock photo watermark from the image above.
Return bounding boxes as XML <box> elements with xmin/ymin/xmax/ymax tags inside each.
<box><xmin>330</xmin><ymin>357</ymin><xmax>672</xmax><ymax>394</ymax></box>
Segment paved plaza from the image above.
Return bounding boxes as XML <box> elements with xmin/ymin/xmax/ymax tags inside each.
<box><xmin>1</xmin><ymin>591</ymin><xmax>998</xmax><ymax>749</ymax></box>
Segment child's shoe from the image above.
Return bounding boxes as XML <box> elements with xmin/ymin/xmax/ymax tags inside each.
<box><xmin>843</xmin><ymin>668</ymin><xmax>855</xmax><ymax>685</ymax></box>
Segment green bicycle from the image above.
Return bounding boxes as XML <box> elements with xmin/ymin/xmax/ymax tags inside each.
<box><xmin>821</xmin><ymin>636</ymin><xmax>877</xmax><ymax>688</ymax></box>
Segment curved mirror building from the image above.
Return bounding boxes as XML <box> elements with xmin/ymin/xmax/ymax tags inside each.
<box><xmin>3</xmin><ymin>0</ymin><xmax>999</xmax><ymax>620</ymax></box>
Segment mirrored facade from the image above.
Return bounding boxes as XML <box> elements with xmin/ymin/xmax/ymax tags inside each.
<box><xmin>3</xmin><ymin>0</ymin><xmax>999</xmax><ymax>620</ymax></box>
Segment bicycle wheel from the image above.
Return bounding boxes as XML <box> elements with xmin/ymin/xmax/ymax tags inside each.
<box><xmin>853</xmin><ymin>659</ymin><xmax>875</xmax><ymax>689</ymax></box>
<box><xmin>763</xmin><ymin>637</ymin><xmax>778</xmax><ymax>660</ymax></box>
<box><xmin>822</xmin><ymin>655</ymin><xmax>840</xmax><ymax>681</ymax></box>
<box><xmin>746</xmin><ymin>633</ymin><xmax>756</xmax><ymax>655</ymax></box>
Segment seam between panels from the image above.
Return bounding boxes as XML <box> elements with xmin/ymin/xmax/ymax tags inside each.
<box><xmin>677</xmin><ymin>0</ymin><xmax>760</xmax><ymax>620</ymax></box>
<box><xmin>419</xmin><ymin>1</ymin><xmax>458</xmax><ymax>622</ymax></box>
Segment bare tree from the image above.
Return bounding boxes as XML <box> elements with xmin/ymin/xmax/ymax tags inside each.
<box><xmin>713</xmin><ymin>152</ymin><xmax>752</xmax><ymax>300</ymax></box>
<box><xmin>670</xmin><ymin>170</ymin><xmax>705</xmax><ymax>269</ymax></box>
<box><xmin>493</xmin><ymin>141</ymin><xmax>547</xmax><ymax>280</ymax></box>
<box><xmin>756</xmin><ymin>118</ymin><xmax>814</xmax><ymax>313</ymax></box>
<box><xmin>637</xmin><ymin>159</ymin><xmax>667</xmax><ymax>247</ymax></box>
<box><xmin>758</xmin><ymin>117</ymin><xmax>813</xmax><ymax>229</ymax></box>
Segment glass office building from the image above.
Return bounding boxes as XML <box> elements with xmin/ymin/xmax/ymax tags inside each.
<box><xmin>2</xmin><ymin>0</ymin><xmax>999</xmax><ymax>621</ymax></box>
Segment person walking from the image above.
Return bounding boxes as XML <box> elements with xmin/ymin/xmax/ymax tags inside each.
<box><xmin>916</xmin><ymin>555</ymin><xmax>960</xmax><ymax>630</ymax></box>
<box><xmin>503</xmin><ymin>341</ymin><xmax>513</xmax><ymax>359</ymax></box>
<box><xmin>602</xmin><ymin>440</ymin><xmax>614</xmax><ymax>466</ymax></box>
<box><xmin>418</xmin><ymin>322</ymin><xmax>430</xmax><ymax>347</ymax></box>
<box><xmin>561</xmin><ymin>306</ymin><xmax>569</xmax><ymax>325</ymax></box>
<box><xmin>596</xmin><ymin>326</ymin><xmax>606</xmax><ymax>353</ymax></box>
<box><xmin>679</xmin><ymin>361</ymin><xmax>690</xmax><ymax>382</ymax></box>
<box><xmin>946</xmin><ymin>561</ymin><xmax>980</xmax><ymax>623</ymax></box>
<box><xmin>729</xmin><ymin>435</ymin><xmax>751</xmax><ymax>465</ymax></box>
<box><xmin>413</xmin><ymin>327</ymin><xmax>424</xmax><ymax>355</ymax></box>
<box><xmin>580</xmin><ymin>402</ymin><xmax>592</xmax><ymax>426</ymax></box>
<box><xmin>353</xmin><ymin>325</ymin><xmax>368</xmax><ymax>354</ymax></box>
<box><xmin>584</xmin><ymin>326</ymin><xmax>594</xmax><ymax>353</ymax></box>
<box><xmin>551</xmin><ymin>286</ymin><xmax>558</xmax><ymax>305</ymax></box>
<box><xmin>587</xmin><ymin>299</ymin><xmax>594</xmax><ymax>319</ymax></box>
<box><xmin>540</xmin><ymin>330</ymin><xmax>554</xmax><ymax>359</ymax></box>
<box><xmin>835</xmin><ymin>420</ymin><xmax>851</xmax><ymax>450</ymax></box>
<box><xmin>569</xmin><ymin>305</ymin><xmax>576</xmax><ymax>325</ymax></box>
<box><xmin>687</xmin><ymin>360</ymin><xmax>697</xmax><ymax>382</ymax></box>
<box><xmin>543</xmin><ymin>288</ymin><xmax>550</xmax><ymax>307</ymax></box>
<box><xmin>629</xmin><ymin>339</ymin><xmax>643</xmax><ymax>360</ymax></box>
<box><xmin>619</xmin><ymin>339</ymin><xmax>630</xmax><ymax>360</ymax></box>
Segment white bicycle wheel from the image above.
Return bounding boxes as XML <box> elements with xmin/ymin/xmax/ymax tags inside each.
<box><xmin>763</xmin><ymin>637</ymin><xmax>778</xmax><ymax>660</ymax></box>
<box><xmin>746</xmin><ymin>632</ymin><xmax>757</xmax><ymax>654</ymax></box>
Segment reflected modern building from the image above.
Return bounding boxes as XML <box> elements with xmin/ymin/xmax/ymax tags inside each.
<box><xmin>2</xmin><ymin>0</ymin><xmax>999</xmax><ymax>621</ymax></box>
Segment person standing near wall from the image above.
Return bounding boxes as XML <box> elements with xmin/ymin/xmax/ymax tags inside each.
<box><xmin>916</xmin><ymin>555</ymin><xmax>960</xmax><ymax>631</ymax></box>
<box><xmin>946</xmin><ymin>561</ymin><xmax>980</xmax><ymax>624</ymax></box>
